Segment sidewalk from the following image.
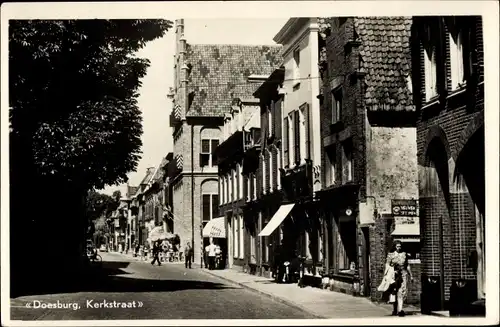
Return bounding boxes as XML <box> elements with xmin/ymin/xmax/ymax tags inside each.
<box><xmin>201</xmin><ymin>268</ymin><xmax>407</xmax><ymax>319</ymax></box>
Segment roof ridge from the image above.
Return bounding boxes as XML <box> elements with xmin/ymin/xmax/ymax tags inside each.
<box><xmin>189</xmin><ymin>43</ymin><xmax>281</xmax><ymax>48</ymax></box>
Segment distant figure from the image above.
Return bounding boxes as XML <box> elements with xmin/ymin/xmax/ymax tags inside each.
<box><xmin>207</xmin><ymin>240</ymin><xmax>217</xmax><ymax>270</ymax></box>
<box><xmin>151</xmin><ymin>241</ymin><xmax>161</xmax><ymax>266</ymax></box>
<box><xmin>184</xmin><ymin>241</ymin><xmax>193</xmax><ymax>269</ymax></box>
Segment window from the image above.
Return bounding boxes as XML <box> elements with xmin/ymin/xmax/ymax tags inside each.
<box><xmin>423</xmin><ymin>43</ymin><xmax>438</xmax><ymax>101</ymax></box>
<box><xmin>239</xmin><ymin>215</ymin><xmax>244</xmax><ymax>259</ymax></box>
<box><xmin>341</xmin><ymin>139</ymin><xmax>353</xmax><ymax>183</ymax></box>
<box><xmin>293</xmin><ymin>110</ymin><xmax>301</xmax><ymax>164</ymax></box>
<box><xmin>200</xmin><ymin>139</ymin><xmax>219</xmax><ymax>167</ymax></box>
<box><xmin>202</xmin><ymin>194</ymin><xmax>218</xmax><ymax>222</ymax></box>
<box><xmin>293</xmin><ymin>47</ymin><xmax>301</xmax><ymax>82</ymax></box>
<box><xmin>276</xmin><ymin>148</ymin><xmax>282</xmax><ymax>190</ymax></box>
<box><xmin>326</xmin><ymin>146</ymin><xmax>337</xmax><ymax>187</ymax></box>
<box><xmin>226</xmin><ymin>173</ymin><xmax>230</xmax><ymax>203</ymax></box>
<box><xmin>268</xmin><ymin>106</ymin><xmax>273</xmax><ymax>138</ymax></box>
<box><xmin>246</xmin><ymin>175</ymin><xmax>251</xmax><ymax>202</ymax></box>
<box><xmin>283</xmin><ymin>117</ymin><xmax>289</xmax><ymax>167</ymax></box>
<box><xmin>233</xmin><ymin>216</ymin><xmax>238</xmax><ymax>259</ymax></box>
<box><xmin>332</xmin><ymin>88</ymin><xmax>342</xmax><ymax>124</ymax></box>
<box><xmin>238</xmin><ymin>164</ymin><xmax>243</xmax><ymax>200</ymax></box>
<box><xmin>232</xmin><ymin>168</ymin><xmax>237</xmax><ymax>202</ymax></box>
<box><xmin>219</xmin><ymin>178</ymin><xmax>223</xmax><ymax>204</ymax></box>
<box><xmin>252</xmin><ymin>173</ymin><xmax>257</xmax><ymax>200</ymax></box>
<box><xmin>336</xmin><ymin>219</ymin><xmax>357</xmax><ymax>272</ymax></box>
<box><xmin>449</xmin><ymin>31</ymin><xmax>465</xmax><ymax>90</ymax></box>
<box><xmin>268</xmin><ymin>150</ymin><xmax>273</xmax><ymax>192</ymax></box>
<box><xmin>261</xmin><ymin>155</ymin><xmax>266</xmax><ymax>194</ymax></box>
<box><xmin>301</xmin><ymin>103</ymin><xmax>311</xmax><ymax>160</ymax></box>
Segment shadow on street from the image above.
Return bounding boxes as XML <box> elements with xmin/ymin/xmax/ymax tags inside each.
<box><xmin>11</xmin><ymin>260</ymin><xmax>238</xmax><ymax>298</ymax></box>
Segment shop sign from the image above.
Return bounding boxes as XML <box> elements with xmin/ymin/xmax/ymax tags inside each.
<box><xmin>391</xmin><ymin>199</ymin><xmax>418</xmax><ymax>217</ymax></box>
<box><xmin>395</xmin><ymin>216</ymin><xmax>418</xmax><ymax>225</ymax></box>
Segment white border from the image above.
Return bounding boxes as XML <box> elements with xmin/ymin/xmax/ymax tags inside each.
<box><xmin>2</xmin><ymin>1</ymin><xmax>499</xmax><ymax>326</ymax></box>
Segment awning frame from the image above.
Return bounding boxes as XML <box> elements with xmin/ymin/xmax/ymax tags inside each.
<box><xmin>258</xmin><ymin>203</ymin><xmax>295</xmax><ymax>237</ymax></box>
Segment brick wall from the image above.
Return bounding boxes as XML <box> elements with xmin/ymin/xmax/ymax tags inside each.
<box><xmin>414</xmin><ymin>16</ymin><xmax>484</xmax><ymax>307</ymax></box>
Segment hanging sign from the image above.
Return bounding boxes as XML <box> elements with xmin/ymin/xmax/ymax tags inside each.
<box><xmin>391</xmin><ymin>199</ymin><xmax>418</xmax><ymax>217</ymax></box>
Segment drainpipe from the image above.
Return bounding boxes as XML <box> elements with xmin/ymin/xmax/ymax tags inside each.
<box><xmin>192</xmin><ymin>123</ymin><xmax>196</xmax><ymax>267</ymax></box>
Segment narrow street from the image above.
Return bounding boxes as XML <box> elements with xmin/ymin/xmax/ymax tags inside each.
<box><xmin>10</xmin><ymin>252</ymin><xmax>313</xmax><ymax>320</ymax></box>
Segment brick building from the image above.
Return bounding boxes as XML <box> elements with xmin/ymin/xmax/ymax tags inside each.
<box><xmin>317</xmin><ymin>17</ymin><xmax>420</xmax><ymax>301</ymax></box>
<box><xmin>214</xmin><ymin>96</ymin><xmax>263</xmax><ymax>271</ymax></box>
<box><xmin>168</xmin><ymin>19</ymin><xmax>282</xmax><ymax>265</ymax></box>
<box><xmin>411</xmin><ymin>16</ymin><xmax>485</xmax><ymax>313</ymax></box>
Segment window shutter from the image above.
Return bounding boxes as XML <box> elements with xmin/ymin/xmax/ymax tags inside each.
<box><xmin>294</xmin><ymin>110</ymin><xmax>300</xmax><ymax>164</ymax></box>
<box><xmin>202</xmin><ymin>194</ymin><xmax>211</xmax><ymax>222</ymax></box>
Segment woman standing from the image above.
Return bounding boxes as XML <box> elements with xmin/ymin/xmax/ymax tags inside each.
<box><xmin>385</xmin><ymin>240</ymin><xmax>413</xmax><ymax>316</ymax></box>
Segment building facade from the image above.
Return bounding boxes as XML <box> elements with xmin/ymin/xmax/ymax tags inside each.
<box><xmin>169</xmin><ymin>19</ymin><xmax>282</xmax><ymax>265</ymax></box>
<box><xmin>215</xmin><ymin>97</ymin><xmax>262</xmax><ymax>270</ymax></box>
<box><xmin>411</xmin><ymin>16</ymin><xmax>485</xmax><ymax>313</ymax></box>
<box><xmin>317</xmin><ymin>17</ymin><xmax>420</xmax><ymax>300</ymax></box>
<box><xmin>254</xmin><ymin>18</ymin><xmax>325</xmax><ymax>281</ymax></box>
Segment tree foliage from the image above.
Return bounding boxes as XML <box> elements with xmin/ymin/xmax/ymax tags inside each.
<box><xmin>9</xmin><ymin>19</ymin><xmax>172</xmax><ymax>189</ymax></box>
<box><xmin>85</xmin><ymin>190</ymin><xmax>121</xmax><ymax>221</ymax></box>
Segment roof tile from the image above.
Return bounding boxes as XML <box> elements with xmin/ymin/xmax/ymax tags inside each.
<box><xmin>356</xmin><ymin>16</ymin><xmax>414</xmax><ymax>112</ymax></box>
<box><xmin>185</xmin><ymin>44</ymin><xmax>282</xmax><ymax>117</ymax></box>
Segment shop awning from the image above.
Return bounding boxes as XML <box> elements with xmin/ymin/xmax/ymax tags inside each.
<box><xmin>391</xmin><ymin>224</ymin><xmax>420</xmax><ymax>237</ymax></box>
<box><xmin>258</xmin><ymin>203</ymin><xmax>295</xmax><ymax>237</ymax></box>
<box><xmin>203</xmin><ymin>217</ymin><xmax>226</xmax><ymax>238</ymax></box>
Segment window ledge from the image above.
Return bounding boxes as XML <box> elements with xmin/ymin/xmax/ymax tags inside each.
<box><xmin>293</xmin><ymin>82</ymin><xmax>301</xmax><ymax>91</ymax></box>
<box><xmin>447</xmin><ymin>85</ymin><xmax>467</xmax><ymax>99</ymax></box>
<box><xmin>421</xmin><ymin>97</ymin><xmax>440</xmax><ymax>111</ymax></box>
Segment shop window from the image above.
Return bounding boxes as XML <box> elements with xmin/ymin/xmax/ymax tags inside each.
<box><xmin>401</xmin><ymin>241</ymin><xmax>421</xmax><ymax>261</ymax></box>
<box><xmin>336</xmin><ymin>219</ymin><xmax>357</xmax><ymax>272</ymax></box>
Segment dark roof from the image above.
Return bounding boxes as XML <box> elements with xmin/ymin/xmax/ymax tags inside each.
<box><xmin>139</xmin><ymin>167</ymin><xmax>156</xmax><ymax>186</ymax></box>
<box><xmin>127</xmin><ymin>186</ymin><xmax>139</xmax><ymax>198</ymax></box>
<box><xmin>355</xmin><ymin>17</ymin><xmax>414</xmax><ymax>112</ymax></box>
<box><xmin>186</xmin><ymin>44</ymin><xmax>282</xmax><ymax>117</ymax></box>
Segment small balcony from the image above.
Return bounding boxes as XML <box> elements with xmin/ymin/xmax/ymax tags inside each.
<box><xmin>280</xmin><ymin>159</ymin><xmax>313</xmax><ymax>202</ymax></box>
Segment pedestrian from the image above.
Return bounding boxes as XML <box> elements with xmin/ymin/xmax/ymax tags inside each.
<box><xmin>207</xmin><ymin>239</ymin><xmax>217</xmax><ymax>270</ymax></box>
<box><xmin>184</xmin><ymin>241</ymin><xmax>193</xmax><ymax>269</ymax></box>
<box><xmin>383</xmin><ymin>240</ymin><xmax>413</xmax><ymax>316</ymax></box>
<box><xmin>215</xmin><ymin>244</ymin><xmax>221</xmax><ymax>269</ymax></box>
<box><xmin>151</xmin><ymin>241</ymin><xmax>161</xmax><ymax>266</ymax></box>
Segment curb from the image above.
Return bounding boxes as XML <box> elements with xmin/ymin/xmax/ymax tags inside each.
<box><xmin>199</xmin><ymin>269</ymin><xmax>327</xmax><ymax>319</ymax></box>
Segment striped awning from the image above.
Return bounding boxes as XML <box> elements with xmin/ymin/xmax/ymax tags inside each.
<box><xmin>203</xmin><ymin>217</ymin><xmax>226</xmax><ymax>238</ymax></box>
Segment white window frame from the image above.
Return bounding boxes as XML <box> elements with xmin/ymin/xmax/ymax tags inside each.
<box><xmin>276</xmin><ymin>147</ymin><xmax>282</xmax><ymax>190</ymax></box>
<box><xmin>327</xmin><ymin>147</ymin><xmax>336</xmax><ymax>187</ymax></box>
<box><xmin>246</xmin><ymin>175</ymin><xmax>251</xmax><ymax>202</ymax></box>
<box><xmin>252</xmin><ymin>174</ymin><xmax>257</xmax><ymax>200</ymax></box>
<box><xmin>268</xmin><ymin>149</ymin><xmax>273</xmax><ymax>192</ymax></box>
<box><xmin>424</xmin><ymin>43</ymin><xmax>438</xmax><ymax>101</ymax></box>
<box><xmin>233</xmin><ymin>215</ymin><xmax>238</xmax><ymax>259</ymax></box>
<box><xmin>200</xmin><ymin>138</ymin><xmax>218</xmax><ymax>168</ymax></box>
<box><xmin>449</xmin><ymin>30</ymin><xmax>466</xmax><ymax>91</ymax></box>
<box><xmin>219</xmin><ymin>178</ymin><xmax>223</xmax><ymax>204</ymax></box>
<box><xmin>202</xmin><ymin>193</ymin><xmax>218</xmax><ymax>222</ymax></box>
<box><xmin>232</xmin><ymin>168</ymin><xmax>237</xmax><ymax>202</ymax></box>
<box><xmin>299</xmin><ymin>106</ymin><xmax>307</xmax><ymax>163</ymax></box>
<box><xmin>268</xmin><ymin>107</ymin><xmax>273</xmax><ymax>138</ymax></box>
<box><xmin>261</xmin><ymin>154</ymin><xmax>266</xmax><ymax>194</ymax></box>
<box><xmin>238</xmin><ymin>163</ymin><xmax>243</xmax><ymax>200</ymax></box>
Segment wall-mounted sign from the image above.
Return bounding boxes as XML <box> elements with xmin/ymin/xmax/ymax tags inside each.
<box><xmin>395</xmin><ymin>216</ymin><xmax>418</xmax><ymax>225</ymax></box>
<box><xmin>391</xmin><ymin>199</ymin><xmax>418</xmax><ymax>217</ymax></box>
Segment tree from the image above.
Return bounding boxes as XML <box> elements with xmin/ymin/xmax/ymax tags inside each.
<box><xmin>9</xmin><ymin>19</ymin><xmax>172</xmax><ymax>190</ymax></box>
<box><xmin>9</xmin><ymin>19</ymin><xmax>172</xmax><ymax>295</ymax></box>
<box><xmin>85</xmin><ymin>190</ymin><xmax>121</xmax><ymax>222</ymax></box>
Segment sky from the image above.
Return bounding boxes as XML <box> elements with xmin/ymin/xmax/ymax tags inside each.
<box><xmin>101</xmin><ymin>18</ymin><xmax>288</xmax><ymax>196</ymax></box>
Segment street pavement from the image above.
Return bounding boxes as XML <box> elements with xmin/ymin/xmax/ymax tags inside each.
<box><xmin>9</xmin><ymin>252</ymin><xmax>314</xmax><ymax>320</ymax></box>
